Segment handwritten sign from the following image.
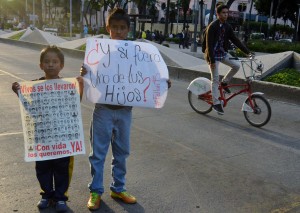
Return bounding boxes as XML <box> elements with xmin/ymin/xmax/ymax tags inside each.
<box><xmin>18</xmin><ymin>78</ymin><xmax>85</xmax><ymax>162</ymax></box>
<box><xmin>83</xmin><ymin>39</ymin><xmax>169</xmax><ymax>108</ymax></box>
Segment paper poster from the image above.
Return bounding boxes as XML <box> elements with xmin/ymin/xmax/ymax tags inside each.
<box><xmin>18</xmin><ymin>78</ymin><xmax>85</xmax><ymax>162</ymax></box>
<box><xmin>83</xmin><ymin>38</ymin><xmax>169</xmax><ymax>108</ymax></box>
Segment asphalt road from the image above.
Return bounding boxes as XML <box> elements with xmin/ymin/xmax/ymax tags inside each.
<box><xmin>1</xmin><ymin>43</ymin><xmax>300</xmax><ymax>213</ymax></box>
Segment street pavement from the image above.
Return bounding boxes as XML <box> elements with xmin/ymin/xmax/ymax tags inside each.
<box><xmin>1</xmin><ymin>42</ymin><xmax>300</xmax><ymax>213</ymax></box>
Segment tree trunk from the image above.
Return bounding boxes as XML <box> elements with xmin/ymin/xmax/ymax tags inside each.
<box><xmin>183</xmin><ymin>12</ymin><xmax>187</xmax><ymax>30</ymax></box>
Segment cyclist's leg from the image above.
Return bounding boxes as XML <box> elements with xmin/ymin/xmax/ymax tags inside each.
<box><xmin>209</xmin><ymin>61</ymin><xmax>221</xmax><ymax>105</ymax></box>
<box><xmin>221</xmin><ymin>54</ymin><xmax>240</xmax><ymax>83</ymax></box>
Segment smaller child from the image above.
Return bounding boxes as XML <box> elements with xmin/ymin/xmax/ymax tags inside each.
<box><xmin>12</xmin><ymin>45</ymin><xmax>83</xmax><ymax>212</ymax></box>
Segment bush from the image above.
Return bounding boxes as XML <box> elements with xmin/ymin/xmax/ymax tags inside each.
<box><xmin>229</xmin><ymin>48</ymin><xmax>248</xmax><ymax>57</ymax></box>
<box><xmin>9</xmin><ymin>31</ymin><xmax>25</xmax><ymax>40</ymax></box>
<box><xmin>264</xmin><ymin>68</ymin><xmax>300</xmax><ymax>87</ymax></box>
<box><xmin>77</xmin><ymin>44</ymin><xmax>86</xmax><ymax>51</ymax></box>
<box><xmin>165</xmin><ymin>37</ymin><xmax>180</xmax><ymax>44</ymax></box>
<box><xmin>247</xmin><ymin>40</ymin><xmax>300</xmax><ymax>53</ymax></box>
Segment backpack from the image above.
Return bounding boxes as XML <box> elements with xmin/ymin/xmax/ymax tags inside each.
<box><xmin>201</xmin><ymin>28</ymin><xmax>207</xmax><ymax>53</ymax></box>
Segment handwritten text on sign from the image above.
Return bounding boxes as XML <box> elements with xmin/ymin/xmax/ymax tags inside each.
<box><xmin>83</xmin><ymin>39</ymin><xmax>169</xmax><ymax>108</ymax></box>
<box><xmin>18</xmin><ymin>78</ymin><xmax>85</xmax><ymax>162</ymax></box>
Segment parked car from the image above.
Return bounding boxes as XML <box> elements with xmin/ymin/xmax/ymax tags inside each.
<box><xmin>278</xmin><ymin>38</ymin><xmax>292</xmax><ymax>43</ymax></box>
<box><xmin>250</xmin><ymin>33</ymin><xmax>265</xmax><ymax>40</ymax></box>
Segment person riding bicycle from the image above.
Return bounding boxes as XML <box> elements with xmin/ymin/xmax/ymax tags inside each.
<box><xmin>204</xmin><ymin>4</ymin><xmax>251</xmax><ymax>115</ymax></box>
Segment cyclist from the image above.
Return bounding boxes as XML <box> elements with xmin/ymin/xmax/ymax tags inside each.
<box><xmin>203</xmin><ymin>4</ymin><xmax>251</xmax><ymax>115</ymax></box>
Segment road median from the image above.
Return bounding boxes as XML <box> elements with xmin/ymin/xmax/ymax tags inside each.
<box><xmin>1</xmin><ymin>38</ymin><xmax>299</xmax><ymax>105</ymax></box>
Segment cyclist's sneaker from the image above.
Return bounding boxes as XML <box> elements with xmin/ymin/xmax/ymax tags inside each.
<box><xmin>221</xmin><ymin>82</ymin><xmax>231</xmax><ymax>94</ymax></box>
<box><xmin>87</xmin><ymin>192</ymin><xmax>101</xmax><ymax>210</ymax></box>
<box><xmin>56</xmin><ymin>201</ymin><xmax>68</xmax><ymax>213</ymax></box>
<box><xmin>213</xmin><ymin>104</ymin><xmax>224</xmax><ymax>115</ymax></box>
<box><xmin>37</xmin><ymin>199</ymin><xmax>50</xmax><ymax>209</ymax></box>
<box><xmin>110</xmin><ymin>191</ymin><xmax>137</xmax><ymax>204</ymax></box>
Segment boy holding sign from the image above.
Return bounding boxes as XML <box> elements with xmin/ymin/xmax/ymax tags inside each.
<box><xmin>82</xmin><ymin>8</ymin><xmax>171</xmax><ymax>211</ymax></box>
<box><xmin>12</xmin><ymin>46</ymin><xmax>84</xmax><ymax>212</ymax></box>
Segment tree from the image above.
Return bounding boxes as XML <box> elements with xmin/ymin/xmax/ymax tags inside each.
<box><xmin>254</xmin><ymin>0</ymin><xmax>299</xmax><ymax>39</ymax></box>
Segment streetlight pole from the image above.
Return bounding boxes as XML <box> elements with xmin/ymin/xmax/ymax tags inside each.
<box><xmin>267</xmin><ymin>0</ymin><xmax>274</xmax><ymax>39</ymax></box>
<box><xmin>70</xmin><ymin>0</ymin><xmax>72</xmax><ymax>38</ymax></box>
<box><xmin>33</xmin><ymin>0</ymin><xmax>35</xmax><ymax>26</ymax></box>
<box><xmin>296</xmin><ymin>4</ymin><xmax>300</xmax><ymax>41</ymax></box>
<box><xmin>176</xmin><ymin>1</ymin><xmax>179</xmax><ymax>34</ymax></box>
<box><xmin>199</xmin><ymin>0</ymin><xmax>203</xmax><ymax>31</ymax></box>
<box><xmin>80</xmin><ymin>0</ymin><xmax>85</xmax><ymax>38</ymax></box>
<box><xmin>191</xmin><ymin>0</ymin><xmax>199</xmax><ymax>52</ymax></box>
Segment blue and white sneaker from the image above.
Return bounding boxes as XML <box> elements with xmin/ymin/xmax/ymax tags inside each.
<box><xmin>56</xmin><ymin>201</ymin><xmax>68</xmax><ymax>212</ymax></box>
<box><xmin>37</xmin><ymin>199</ymin><xmax>50</xmax><ymax>209</ymax></box>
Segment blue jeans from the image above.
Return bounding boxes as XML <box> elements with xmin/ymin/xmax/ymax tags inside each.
<box><xmin>88</xmin><ymin>104</ymin><xmax>132</xmax><ymax>195</ymax></box>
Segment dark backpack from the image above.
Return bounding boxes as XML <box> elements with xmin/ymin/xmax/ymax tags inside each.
<box><xmin>201</xmin><ymin>28</ymin><xmax>207</xmax><ymax>53</ymax></box>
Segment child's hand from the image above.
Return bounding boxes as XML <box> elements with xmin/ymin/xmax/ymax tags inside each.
<box><xmin>76</xmin><ymin>76</ymin><xmax>84</xmax><ymax>101</ymax></box>
<box><xmin>167</xmin><ymin>79</ymin><xmax>171</xmax><ymax>89</ymax></box>
<box><xmin>80</xmin><ymin>65</ymin><xmax>88</xmax><ymax>76</ymax></box>
<box><xmin>76</xmin><ymin>76</ymin><xmax>84</xmax><ymax>85</ymax></box>
<box><xmin>12</xmin><ymin>82</ymin><xmax>20</xmax><ymax>95</ymax></box>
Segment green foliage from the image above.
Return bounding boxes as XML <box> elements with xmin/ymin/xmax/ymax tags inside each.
<box><xmin>98</xmin><ymin>27</ymin><xmax>109</xmax><ymax>35</ymax></box>
<box><xmin>4</xmin><ymin>23</ymin><xmax>14</xmax><ymax>29</ymax></box>
<box><xmin>162</xmin><ymin>43</ymin><xmax>170</xmax><ymax>47</ymax></box>
<box><xmin>229</xmin><ymin>48</ymin><xmax>248</xmax><ymax>57</ymax></box>
<box><xmin>254</xmin><ymin>0</ymin><xmax>297</xmax><ymax>24</ymax></box>
<box><xmin>165</xmin><ymin>37</ymin><xmax>180</xmax><ymax>44</ymax></box>
<box><xmin>9</xmin><ymin>31</ymin><xmax>25</xmax><ymax>40</ymax></box>
<box><xmin>264</xmin><ymin>68</ymin><xmax>300</xmax><ymax>87</ymax></box>
<box><xmin>77</xmin><ymin>44</ymin><xmax>86</xmax><ymax>51</ymax></box>
<box><xmin>247</xmin><ymin>40</ymin><xmax>300</xmax><ymax>53</ymax></box>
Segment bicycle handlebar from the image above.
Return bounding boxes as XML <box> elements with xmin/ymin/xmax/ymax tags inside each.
<box><xmin>229</xmin><ymin>56</ymin><xmax>256</xmax><ymax>62</ymax></box>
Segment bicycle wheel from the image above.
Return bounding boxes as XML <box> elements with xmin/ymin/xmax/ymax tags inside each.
<box><xmin>243</xmin><ymin>94</ymin><xmax>271</xmax><ymax>127</ymax></box>
<box><xmin>188</xmin><ymin>91</ymin><xmax>212</xmax><ymax>114</ymax></box>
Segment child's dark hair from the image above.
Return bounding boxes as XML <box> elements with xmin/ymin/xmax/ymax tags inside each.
<box><xmin>40</xmin><ymin>45</ymin><xmax>64</xmax><ymax>64</ymax></box>
<box><xmin>107</xmin><ymin>8</ymin><xmax>130</xmax><ymax>28</ymax></box>
<box><xmin>216</xmin><ymin>4</ymin><xmax>228</xmax><ymax>14</ymax></box>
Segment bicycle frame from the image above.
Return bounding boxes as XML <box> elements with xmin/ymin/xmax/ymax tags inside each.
<box><xmin>219</xmin><ymin>81</ymin><xmax>253</xmax><ymax>108</ymax></box>
<box><xmin>199</xmin><ymin>81</ymin><xmax>255</xmax><ymax>109</ymax></box>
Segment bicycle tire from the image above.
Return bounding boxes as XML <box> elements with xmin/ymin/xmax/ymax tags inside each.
<box><xmin>188</xmin><ymin>91</ymin><xmax>212</xmax><ymax>114</ymax></box>
<box><xmin>243</xmin><ymin>94</ymin><xmax>271</xmax><ymax>127</ymax></box>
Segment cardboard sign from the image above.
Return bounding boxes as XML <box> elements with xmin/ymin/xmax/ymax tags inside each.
<box><xmin>18</xmin><ymin>78</ymin><xmax>85</xmax><ymax>162</ymax></box>
<box><xmin>83</xmin><ymin>38</ymin><xmax>169</xmax><ymax>108</ymax></box>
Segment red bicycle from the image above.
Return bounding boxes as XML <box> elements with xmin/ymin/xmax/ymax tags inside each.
<box><xmin>187</xmin><ymin>56</ymin><xmax>271</xmax><ymax>127</ymax></box>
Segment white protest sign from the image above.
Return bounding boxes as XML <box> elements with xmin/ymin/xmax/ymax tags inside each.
<box><xmin>18</xmin><ymin>78</ymin><xmax>85</xmax><ymax>162</ymax></box>
<box><xmin>83</xmin><ymin>38</ymin><xmax>169</xmax><ymax>108</ymax></box>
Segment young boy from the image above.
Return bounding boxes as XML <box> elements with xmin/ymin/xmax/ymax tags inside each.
<box><xmin>204</xmin><ymin>4</ymin><xmax>250</xmax><ymax>115</ymax></box>
<box><xmin>12</xmin><ymin>45</ymin><xmax>84</xmax><ymax>212</ymax></box>
<box><xmin>82</xmin><ymin>8</ymin><xmax>171</xmax><ymax>211</ymax></box>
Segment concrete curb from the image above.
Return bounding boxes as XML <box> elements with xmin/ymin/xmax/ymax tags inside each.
<box><xmin>169</xmin><ymin>66</ymin><xmax>300</xmax><ymax>105</ymax></box>
<box><xmin>1</xmin><ymin>38</ymin><xmax>300</xmax><ymax>105</ymax></box>
<box><xmin>0</xmin><ymin>38</ymin><xmax>85</xmax><ymax>59</ymax></box>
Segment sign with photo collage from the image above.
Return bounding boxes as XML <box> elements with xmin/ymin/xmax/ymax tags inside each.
<box><xmin>18</xmin><ymin>78</ymin><xmax>85</xmax><ymax>162</ymax></box>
